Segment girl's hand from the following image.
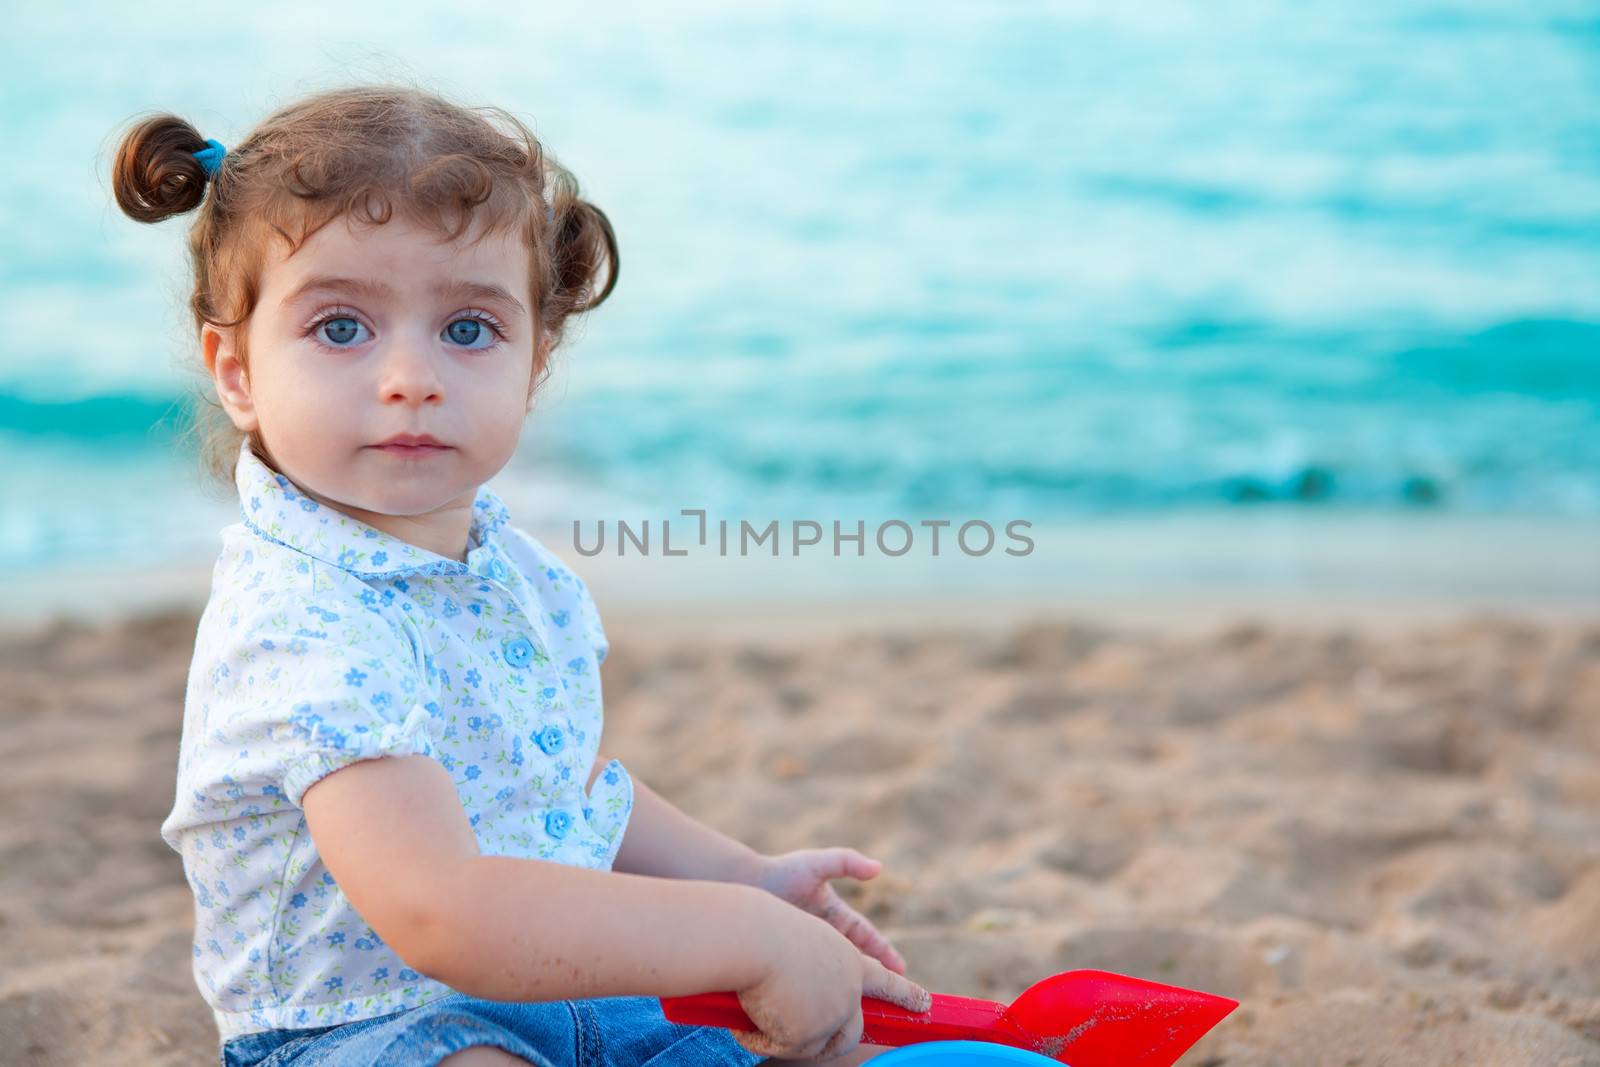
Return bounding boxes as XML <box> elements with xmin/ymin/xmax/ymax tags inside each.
<box><xmin>734</xmin><ymin>894</ymin><xmax>931</xmax><ymax>1061</ymax></box>
<box><xmin>750</xmin><ymin>848</ymin><xmax>910</xmax><ymax>975</ymax></box>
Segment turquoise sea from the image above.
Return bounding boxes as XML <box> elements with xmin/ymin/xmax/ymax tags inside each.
<box><xmin>4</xmin><ymin>2</ymin><xmax>1599</xmax><ymax>575</ymax></box>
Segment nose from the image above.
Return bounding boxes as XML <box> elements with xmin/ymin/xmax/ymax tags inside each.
<box><xmin>376</xmin><ymin>332</ymin><xmax>445</xmax><ymax>406</ymax></box>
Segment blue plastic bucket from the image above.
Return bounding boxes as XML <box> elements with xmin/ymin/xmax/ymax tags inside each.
<box><xmin>869</xmin><ymin>1040</ymin><xmax>1065</xmax><ymax>1067</ymax></box>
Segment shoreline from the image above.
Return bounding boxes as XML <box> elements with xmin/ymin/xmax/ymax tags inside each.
<box><xmin>6</xmin><ymin>509</ymin><xmax>1597</xmax><ymax>640</ymax></box>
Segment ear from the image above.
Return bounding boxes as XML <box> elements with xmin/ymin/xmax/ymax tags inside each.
<box><xmin>202</xmin><ymin>322</ymin><xmax>260</xmax><ymax>433</ymax></box>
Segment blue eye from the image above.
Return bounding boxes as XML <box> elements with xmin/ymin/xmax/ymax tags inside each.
<box><xmin>304</xmin><ymin>309</ymin><xmax>507</xmax><ymax>352</ymax></box>
<box><xmin>445</xmin><ymin>315</ymin><xmax>502</xmax><ymax>349</ymax></box>
<box><xmin>314</xmin><ymin>315</ymin><xmax>369</xmax><ymax>347</ymax></box>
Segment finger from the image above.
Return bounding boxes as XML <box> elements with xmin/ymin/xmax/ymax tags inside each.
<box><xmin>879</xmin><ymin>943</ymin><xmax>909</xmax><ymax>975</ymax></box>
<box><xmin>848</xmin><ymin>915</ymin><xmax>907</xmax><ymax>975</ymax></box>
<box><xmin>731</xmin><ymin>1029</ymin><xmax>789</xmax><ymax>1058</ymax></box>
<box><xmin>838</xmin><ymin>848</ymin><xmax>882</xmax><ymax>881</ymax></box>
<box><xmin>848</xmin><ymin>849</ymin><xmax>883</xmax><ymax>880</ymax></box>
<box><xmin>762</xmin><ymin>1022</ymin><xmax>840</xmax><ymax>1064</ymax></box>
<box><xmin>815</xmin><ymin>1012</ymin><xmax>865</xmax><ymax>1062</ymax></box>
<box><xmin>797</xmin><ymin>1028</ymin><xmax>842</xmax><ymax>1063</ymax></box>
<box><xmin>812</xmin><ymin>847</ymin><xmax>881</xmax><ymax>883</ymax></box>
<box><xmin>732</xmin><ymin>1012</ymin><xmax>838</xmax><ymax>1062</ymax></box>
<box><xmin>818</xmin><ymin>888</ymin><xmax>906</xmax><ymax>973</ymax></box>
<box><xmin>860</xmin><ymin>955</ymin><xmax>933</xmax><ymax>1014</ymax></box>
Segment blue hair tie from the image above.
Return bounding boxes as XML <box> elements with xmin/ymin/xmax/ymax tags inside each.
<box><xmin>192</xmin><ymin>138</ymin><xmax>226</xmax><ymax>178</ymax></box>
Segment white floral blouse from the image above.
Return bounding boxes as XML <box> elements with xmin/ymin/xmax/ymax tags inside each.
<box><xmin>160</xmin><ymin>439</ymin><xmax>634</xmax><ymax>1042</ymax></box>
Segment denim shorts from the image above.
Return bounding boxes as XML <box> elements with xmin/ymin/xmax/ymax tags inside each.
<box><xmin>218</xmin><ymin>992</ymin><xmax>769</xmax><ymax>1067</ymax></box>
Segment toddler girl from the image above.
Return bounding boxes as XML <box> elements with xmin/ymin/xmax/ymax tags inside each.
<box><xmin>111</xmin><ymin>82</ymin><xmax>931</xmax><ymax>1067</ymax></box>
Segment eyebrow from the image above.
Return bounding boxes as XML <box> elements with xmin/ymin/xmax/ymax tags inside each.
<box><xmin>280</xmin><ymin>275</ymin><xmax>527</xmax><ymax>317</ymax></box>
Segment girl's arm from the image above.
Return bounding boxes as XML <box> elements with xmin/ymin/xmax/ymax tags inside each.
<box><xmin>587</xmin><ymin>755</ymin><xmax>766</xmax><ymax>884</ymax></box>
<box><xmin>583</xmin><ymin>756</ymin><xmax>913</xmax><ymax>976</ymax></box>
<box><xmin>304</xmin><ymin>753</ymin><xmax>782</xmax><ymax>1001</ymax></box>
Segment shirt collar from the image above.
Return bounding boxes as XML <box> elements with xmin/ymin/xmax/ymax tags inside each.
<box><xmin>234</xmin><ymin>439</ymin><xmax>513</xmax><ymax>580</ymax></box>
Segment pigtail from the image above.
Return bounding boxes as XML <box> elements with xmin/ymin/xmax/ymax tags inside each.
<box><xmin>111</xmin><ymin>113</ymin><xmax>217</xmax><ymax>223</ymax></box>
<box><xmin>545</xmin><ymin>166</ymin><xmax>619</xmax><ymax>318</ymax></box>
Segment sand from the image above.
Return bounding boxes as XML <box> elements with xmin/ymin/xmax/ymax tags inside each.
<box><xmin>1</xmin><ymin>602</ymin><xmax>1597</xmax><ymax>1066</ymax></box>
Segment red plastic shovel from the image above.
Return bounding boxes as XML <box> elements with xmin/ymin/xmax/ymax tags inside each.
<box><xmin>661</xmin><ymin>969</ymin><xmax>1238</xmax><ymax>1067</ymax></box>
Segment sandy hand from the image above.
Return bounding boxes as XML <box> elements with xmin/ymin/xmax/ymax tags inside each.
<box><xmin>754</xmin><ymin>847</ymin><xmax>912</xmax><ymax>975</ymax></box>
<box><xmin>732</xmin><ymin>896</ymin><xmax>932</xmax><ymax>1061</ymax></box>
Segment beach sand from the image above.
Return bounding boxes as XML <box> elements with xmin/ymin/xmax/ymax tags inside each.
<box><xmin>1</xmin><ymin>593</ymin><xmax>1597</xmax><ymax>1066</ymax></box>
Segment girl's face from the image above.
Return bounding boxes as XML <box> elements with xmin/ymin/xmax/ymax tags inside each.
<box><xmin>204</xmin><ymin>213</ymin><xmax>545</xmax><ymax>562</ymax></box>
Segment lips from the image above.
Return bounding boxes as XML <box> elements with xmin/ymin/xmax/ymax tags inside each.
<box><xmin>372</xmin><ymin>433</ymin><xmax>452</xmax><ymax>455</ymax></box>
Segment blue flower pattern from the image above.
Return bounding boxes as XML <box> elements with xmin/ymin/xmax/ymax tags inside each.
<box><xmin>160</xmin><ymin>440</ymin><xmax>631</xmax><ymax>1042</ymax></box>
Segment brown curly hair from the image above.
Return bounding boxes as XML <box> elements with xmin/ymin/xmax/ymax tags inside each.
<box><xmin>107</xmin><ymin>82</ymin><xmax>618</xmax><ymax>489</ymax></box>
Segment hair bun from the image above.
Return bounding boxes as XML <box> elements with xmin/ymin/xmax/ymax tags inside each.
<box><xmin>111</xmin><ymin>113</ymin><xmax>217</xmax><ymax>223</ymax></box>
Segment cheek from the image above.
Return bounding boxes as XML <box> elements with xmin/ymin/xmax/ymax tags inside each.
<box><xmin>251</xmin><ymin>353</ymin><xmax>353</xmax><ymax>428</ymax></box>
<box><xmin>478</xmin><ymin>375</ymin><xmax>533</xmax><ymax>432</ymax></box>
<box><xmin>478</xmin><ymin>355</ymin><xmax>536</xmax><ymax>408</ymax></box>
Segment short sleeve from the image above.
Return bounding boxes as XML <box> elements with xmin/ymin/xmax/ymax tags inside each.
<box><xmin>201</xmin><ymin>585</ymin><xmax>439</xmax><ymax>809</ymax></box>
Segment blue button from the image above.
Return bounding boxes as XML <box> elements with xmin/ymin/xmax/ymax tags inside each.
<box><xmin>502</xmin><ymin>635</ymin><xmax>535</xmax><ymax>669</ymax></box>
<box><xmin>534</xmin><ymin>724</ymin><xmax>566</xmax><ymax>755</ymax></box>
<box><xmin>487</xmin><ymin>558</ymin><xmax>508</xmax><ymax>581</ymax></box>
<box><xmin>544</xmin><ymin>810</ymin><xmax>572</xmax><ymax>839</ymax></box>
